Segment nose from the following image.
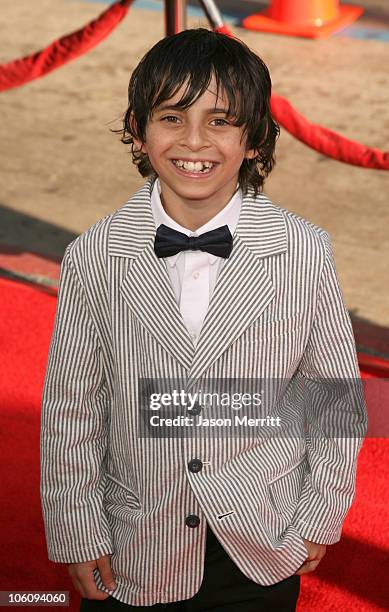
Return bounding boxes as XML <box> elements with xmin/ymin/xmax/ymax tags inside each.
<box><xmin>180</xmin><ymin>121</ymin><xmax>210</xmax><ymax>151</ymax></box>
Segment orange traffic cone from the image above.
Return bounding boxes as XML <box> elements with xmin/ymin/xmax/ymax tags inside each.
<box><xmin>242</xmin><ymin>0</ymin><xmax>363</xmax><ymax>39</ymax></box>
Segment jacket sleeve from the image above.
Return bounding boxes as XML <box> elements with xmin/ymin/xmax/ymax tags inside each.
<box><xmin>40</xmin><ymin>245</ymin><xmax>113</xmax><ymax>563</ymax></box>
<box><xmin>292</xmin><ymin>231</ymin><xmax>368</xmax><ymax>545</ymax></box>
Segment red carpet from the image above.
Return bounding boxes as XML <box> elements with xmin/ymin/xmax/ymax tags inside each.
<box><xmin>0</xmin><ymin>276</ymin><xmax>388</xmax><ymax>611</ymax></box>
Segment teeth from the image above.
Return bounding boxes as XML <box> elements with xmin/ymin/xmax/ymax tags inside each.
<box><xmin>173</xmin><ymin>159</ymin><xmax>215</xmax><ymax>173</ymax></box>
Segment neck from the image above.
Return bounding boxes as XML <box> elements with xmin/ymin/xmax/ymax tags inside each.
<box><xmin>158</xmin><ymin>180</ymin><xmax>239</xmax><ymax>231</ymax></box>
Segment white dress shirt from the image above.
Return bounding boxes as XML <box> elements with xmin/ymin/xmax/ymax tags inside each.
<box><xmin>151</xmin><ymin>178</ymin><xmax>242</xmax><ymax>345</ymax></box>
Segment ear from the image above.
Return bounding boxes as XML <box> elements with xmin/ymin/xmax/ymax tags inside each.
<box><xmin>133</xmin><ymin>137</ymin><xmax>148</xmax><ymax>155</ymax></box>
<box><xmin>244</xmin><ymin>147</ymin><xmax>258</xmax><ymax>161</ymax></box>
<box><xmin>130</xmin><ymin>112</ymin><xmax>147</xmax><ymax>154</ymax></box>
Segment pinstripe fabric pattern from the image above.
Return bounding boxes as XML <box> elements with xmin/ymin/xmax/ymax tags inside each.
<box><xmin>40</xmin><ymin>177</ymin><xmax>368</xmax><ymax>606</ymax></box>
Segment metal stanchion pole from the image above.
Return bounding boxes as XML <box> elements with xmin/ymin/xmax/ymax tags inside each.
<box><xmin>164</xmin><ymin>0</ymin><xmax>187</xmax><ymax>36</ymax></box>
<box><xmin>198</xmin><ymin>0</ymin><xmax>224</xmax><ymax>30</ymax></box>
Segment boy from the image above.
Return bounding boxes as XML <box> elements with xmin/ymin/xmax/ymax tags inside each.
<box><xmin>40</xmin><ymin>28</ymin><xmax>367</xmax><ymax>611</ymax></box>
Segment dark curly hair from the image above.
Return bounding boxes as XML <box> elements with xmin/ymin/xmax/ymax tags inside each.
<box><xmin>114</xmin><ymin>28</ymin><xmax>280</xmax><ymax>197</ymax></box>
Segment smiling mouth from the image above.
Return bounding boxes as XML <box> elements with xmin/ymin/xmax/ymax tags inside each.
<box><xmin>171</xmin><ymin>159</ymin><xmax>219</xmax><ymax>174</ymax></box>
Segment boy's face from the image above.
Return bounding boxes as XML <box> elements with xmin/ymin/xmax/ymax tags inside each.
<box><xmin>133</xmin><ymin>75</ymin><xmax>257</xmax><ymax>211</ymax></box>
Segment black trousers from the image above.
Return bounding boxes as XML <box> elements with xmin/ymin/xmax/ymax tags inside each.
<box><xmin>80</xmin><ymin>524</ymin><xmax>300</xmax><ymax>611</ymax></box>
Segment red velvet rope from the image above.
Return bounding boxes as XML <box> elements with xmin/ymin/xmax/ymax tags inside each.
<box><xmin>0</xmin><ymin>1</ymin><xmax>132</xmax><ymax>93</ymax></box>
<box><xmin>271</xmin><ymin>93</ymin><xmax>389</xmax><ymax>170</ymax></box>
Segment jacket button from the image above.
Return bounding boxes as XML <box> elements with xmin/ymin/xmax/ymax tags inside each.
<box><xmin>188</xmin><ymin>402</ymin><xmax>202</xmax><ymax>416</ymax></box>
<box><xmin>185</xmin><ymin>514</ymin><xmax>200</xmax><ymax>528</ymax></box>
<box><xmin>188</xmin><ymin>458</ymin><xmax>203</xmax><ymax>473</ymax></box>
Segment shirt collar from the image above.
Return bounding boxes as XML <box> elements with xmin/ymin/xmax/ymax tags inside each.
<box><xmin>151</xmin><ymin>177</ymin><xmax>242</xmax><ymax>267</ymax></box>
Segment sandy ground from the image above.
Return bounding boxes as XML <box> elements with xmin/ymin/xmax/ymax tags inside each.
<box><xmin>0</xmin><ymin>1</ymin><xmax>388</xmax><ymax>340</ymax></box>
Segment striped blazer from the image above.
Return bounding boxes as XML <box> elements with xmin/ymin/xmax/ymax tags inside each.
<box><xmin>40</xmin><ymin>177</ymin><xmax>368</xmax><ymax>606</ymax></box>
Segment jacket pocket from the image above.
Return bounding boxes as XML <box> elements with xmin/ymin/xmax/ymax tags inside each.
<box><xmin>267</xmin><ymin>458</ymin><xmax>306</xmax><ymax>521</ymax></box>
<box><xmin>103</xmin><ymin>473</ymin><xmax>141</xmax><ymax>516</ymax></box>
<box><xmin>249</xmin><ymin>312</ymin><xmax>303</xmax><ymax>343</ymax></box>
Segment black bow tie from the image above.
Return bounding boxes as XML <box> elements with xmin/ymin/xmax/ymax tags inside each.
<box><xmin>154</xmin><ymin>224</ymin><xmax>233</xmax><ymax>259</ymax></box>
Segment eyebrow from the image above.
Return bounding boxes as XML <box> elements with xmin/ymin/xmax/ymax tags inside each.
<box><xmin>156</xmin><ymin>105</ymin><xmax>230</xmax><ymax>114</ymax></box>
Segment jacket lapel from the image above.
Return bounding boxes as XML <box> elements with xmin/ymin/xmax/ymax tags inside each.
<box><xmin>109</xmin><ymin>178</ymin><xmax>195</xmax><ymax>370</ymax></box>
<box><xmin>187</xmin><ymin>189</ymin><xmax>287</xmax><ymax>384</ymax></box>
<box><xmin>108</xmin><ymin>178</ymin><xmax>288</xmax><ymax>377</ymax></box>
<box><xmin>121</xmin><ymin>245</ymin><xmax>195</xmax><ymax>370</ymax></box>
<box><xmin>187</xmin><ymin>236</ymin><xmax>275</xmax><ymax>383</ymax></box>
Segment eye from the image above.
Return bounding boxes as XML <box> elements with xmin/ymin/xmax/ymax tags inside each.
<box><xmin>161</xmin><ymin>115</ymin><xmax>180</xmax><ymax>123</ymax></box>
<box><xmin>212</xmin><ymin>118</ymin><xmax>229</xmax><ymax>126</ymax></box>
